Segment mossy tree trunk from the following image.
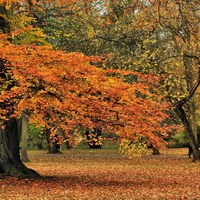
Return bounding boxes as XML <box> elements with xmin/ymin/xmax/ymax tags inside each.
<box><xmin>20</xmin><ymin>112</ymin><xmax>30</xmax><ymax>162</ymax></box>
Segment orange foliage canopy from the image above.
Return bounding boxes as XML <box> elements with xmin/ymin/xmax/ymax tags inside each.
<box><xmin>0</xmin><ymin>0</ymin><xmax>77</xmax><ymax>4</ymax></box>
<box><xmin>0</xmin><ymin>41</ymin><xmax>176</xmax><ymax>148</ymax></box>
<box><xmin>0</xmin><ymin>0</ymin><xmax>178</xmax><ymax>147</ymax></box>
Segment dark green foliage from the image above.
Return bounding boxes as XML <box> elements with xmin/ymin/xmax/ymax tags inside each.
<box><xmin>27</xmin><ymin>124</ymin><xmax>47</xmax><ymax>150</ymax></box>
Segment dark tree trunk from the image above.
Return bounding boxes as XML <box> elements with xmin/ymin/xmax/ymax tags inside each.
<box><xmin>85</xmin><ymin>127</ymin><xmax>102</xmax><ymax>148</ymax></box>
<box><xmin>0</xmin><ymin>8</ymin><xmax>40</xmax><ymax>178</ymax></box>
<box><xmin>152</xmin><ymin>147</ymin><xmax>161</xmax><ymax>155</ymax></box>
<box><xmin>188</xmin><ymin>146</ymin><xmax>193</xmax><ymax>158</ymax></box>
<box><xmin>45</xmin><ymin>128</ymin><xmax>62</xmax><ymax>154</ymax></box>
<box><xmin>0</xmin><ymin>58</ymin><xmax>39</xmax><ymax>178</ymax></box>
<box><xmin>0</xmin><ymin>118</ymin><xmax>40</xmax><ymax>178</ymax></box>
<box><xmin>175</xmin><ymin>103</ymin><xmax>200</xmax><ymax>162</ymax></box>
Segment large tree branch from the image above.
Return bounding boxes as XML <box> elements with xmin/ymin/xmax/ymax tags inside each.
<box><xmin>177</xmin><ymin>64</ymin><xmax>200</xmax><ymax>106</ymax></box>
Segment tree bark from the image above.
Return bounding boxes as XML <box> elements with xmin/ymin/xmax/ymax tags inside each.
<box><xmin>152</xmin><ymin>147</ymin><xmax>161</xmax><ymax>155</ymax></box>
<box><xmin>0</xmin><ymin>4</ymin><xmax>40</xmax><ymax>178</ymax></box>
<box><xmin>175</xmin><ymin>103</ymin><xmax>200</xmax><ymax>162</ymax></box>
<box><xmin>0</xmin><ymin>59</ymin><xmax>40</xmax><ymax>178</ymax></box>
<box><xmin>20</xmin><ymin>112</ymin><xmax>30</xmax><ymax>162</ymax></box>
<box><xmin>45</xmin><ymin>127</ymin><xmax>62</xmax><ymax>154</ymax></box>
<box><xmin>1</xmin><ymin>58</ymin><xmax>39</xmax><ymax>178</ymax></box>
<box><xmin>0</xmin><ymin>118</ymin><xmax>40</xmax><ymax>178</ymax></box>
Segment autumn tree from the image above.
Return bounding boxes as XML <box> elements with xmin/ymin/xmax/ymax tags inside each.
<box><xmin>0</xmin><ymin>39</ymin><xmax>178</xmax><ymax>178</ymax></box>
<box><xmin>0</xmin><ymin>0</ymin><xmax>178</xmax><ymax>179</ymax></box>
<box><xmin>132</xmin><ymin>0</ymin><xmax>200</xmax><ymax>161</ymax></box>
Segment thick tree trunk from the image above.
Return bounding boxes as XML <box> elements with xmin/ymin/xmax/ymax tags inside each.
<box><xmin>0</xmin><ymin>117</ymin><xmax>40</xmax><ymax>178</ymax></box>
<box><xmin>175</xmin><ymin>103</ymin><xmax>200</xmax><ymax>162</ymax></box>
<box><xmin>189</xmin><ymin>102</ymin><xmax>198</xmax><ymax>142</ymax></box>
<box><xmin>0</xmin><ymin>5</ymin><xmax>40</xmax><ymax>178</ymax></box>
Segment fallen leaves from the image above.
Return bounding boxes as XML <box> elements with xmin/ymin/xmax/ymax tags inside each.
<box><xmin>0</xmin><ymin>148</ymin><xmax>200</xmax><ymax>199</ymax></box>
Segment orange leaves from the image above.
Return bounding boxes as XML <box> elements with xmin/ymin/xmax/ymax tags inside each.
<box><xmin>0</xmin><ymin>0</ymin><xmax>15</xmax><ymax>9</ymax></box>
<box><xmin>11</xmin><ymin>25</ymin><xmax>33</xmax><ymax>36</ymax></box>
<box><xmin>0</xmin><ymin>40</ymin><xmax>177</xmax><ymax>148</ymax></box>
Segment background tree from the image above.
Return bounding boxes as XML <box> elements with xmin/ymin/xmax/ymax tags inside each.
<box><xmin>27</xmin><ymin>123</ymin><xmax>46</xmax><ymax>150</ymax></box>
<box><xmin>54</xmin><ymin>0</ymin><xmax>200</xmax><ymax>161</ymax></box>
<box><xmin>20</xmin><ymin>112</ymin><xmax>29</xmax><ymax>162</ymax></box>
<box><xmin>135</xmin><ymin>0</ymin><xmax>200</xmax><ymax>161</ymax></box>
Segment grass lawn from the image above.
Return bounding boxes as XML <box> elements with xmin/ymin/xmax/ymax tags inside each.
<box><xmin>1</xmin><ymin>148</ymin><xmax>200</xmax><ymax>199</ymax></box>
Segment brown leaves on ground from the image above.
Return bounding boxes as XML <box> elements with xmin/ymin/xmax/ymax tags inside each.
<box><xmin>1</xmin><ymin>148</ymin><xmax>200</xmax><ymax>200</ymax></box>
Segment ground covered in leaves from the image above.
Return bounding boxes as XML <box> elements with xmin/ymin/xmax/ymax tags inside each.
<box><xmin>1</xmin><ymin>148</ymin><xmax>200</xmax><ymax>199</ymax></box>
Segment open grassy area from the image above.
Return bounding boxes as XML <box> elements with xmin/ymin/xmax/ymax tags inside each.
<box><xmin>1</xmin><ymin>148</ymin><xmax>199</xmax><ymax>199</ymax></box>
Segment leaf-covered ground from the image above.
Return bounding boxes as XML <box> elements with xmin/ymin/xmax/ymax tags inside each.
<box><xmin>1</xmin><ymin>148</ymin><xmax>200</xmax><ymax>199</ymax></box>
